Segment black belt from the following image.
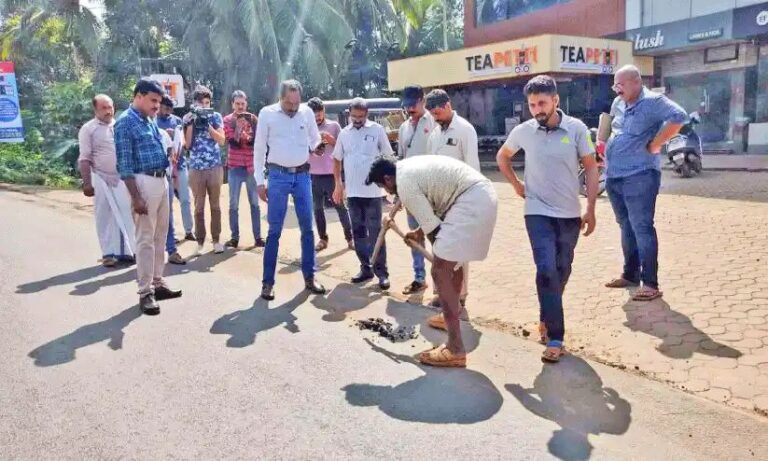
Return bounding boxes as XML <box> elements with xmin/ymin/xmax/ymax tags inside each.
<box><xmin>141</xmin><ymin>169</ymin><xmax>167</xmax><ymax>178</ymax></box>
<box><xmin>267</xmin><ymin>162</ymin><xmax>310</xmax><ymax>174</ymax></box>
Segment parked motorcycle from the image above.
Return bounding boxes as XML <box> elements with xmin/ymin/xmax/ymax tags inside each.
<box><xmin>578</xmin><ymin>128</ymin><xmax>606</xmax><ymax>197</ymax></box>
<box><xmin>665</xmin><ymin>112</ymin><xmax>703</xmax><ymax>178</ymax></box>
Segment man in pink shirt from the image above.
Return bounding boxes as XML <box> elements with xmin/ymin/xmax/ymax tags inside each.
<box><xmin>307</xmin><ymin>97</ymin><xmax>352</xmax><ymax>252</ymax></box>
<box><xmin>223</xmin><ymin>90</ymin><xmax>264</xmax><ymax>249</ymax></box>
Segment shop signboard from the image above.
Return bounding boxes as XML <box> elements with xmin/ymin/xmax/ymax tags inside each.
<box><xmin>558</xmin><ymin>44</ymin><xmax>618</xmax><ymax>74</ymax></box>
<box><xmin>626</xmin><ymin>11</ymin><xmax>733</xmax><ymax>55</ymax></box>
<box><xmin>149</xmin><ymin>74</ymin><xmax>185</xmax><ymax>107</ymax></box>
<box><xmin>465</xmin><ymin>45</ymin><xmax>538</xmax><ymax>77</ymax></box>
<box><xmin>733</xmin><ymin>3</ymin><xmax>768</xmax><ymax>38</ymax></box>
<box><xmin>0</xmin><ymin>62</ymin><xmax>24</xmax><ymax>143</ymax></box>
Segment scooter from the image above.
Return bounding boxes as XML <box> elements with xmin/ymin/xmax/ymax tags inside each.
<box><xmin>665</xmin><ymin>112</ymin><xmax>703</xmax><ymax>178</ymax></box>
<box><xmin>579</xmin><ymin>128</ymin><xmax>607</xmax><ymax>197</ymax></box>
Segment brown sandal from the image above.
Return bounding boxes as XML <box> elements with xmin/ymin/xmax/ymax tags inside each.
<box><xmin>605</xmin><ymin>278</ymin><xmax>639</xmax><ymax>288</ymax></box>
<box><xmin>541</xmin><ymin>341</ymin><xmax>566</xmax><ymax>363</ymax></box>
<box><xmin>418</xmin><ymin>344</ymin><xmax>466</xmax><ymax>368</ymax></box>
<box><xmin>632</xmin><ymin>286</ymin><xmax>663</xmax><ymax>301</ymax></box>
<box><xmin>538</xmin><ymin>322</ymin><xmax>548</xmax><ymax>345</ymax></box>
<box><xmin>427</xmin><ymin>314</ymin><xmax>447</xmax><ymax>331</ymax></box>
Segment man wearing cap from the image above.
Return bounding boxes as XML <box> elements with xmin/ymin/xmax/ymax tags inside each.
<box><xmin>424</xmin><ymin>89</ymin><xmax>481</xmax><ymax>316</ymax></box>
<box><xmin>366</xmin><ymin>155</ymin><xmax>498</xmax><ymax>367</ymax></box>
<box><xmin>332</xmin><ymin>98</ymin><xmax>395</xmax><ymax>290</ymax></box>
<box><xmin>397</xmin><ymin>85</ymin><xmax>436</xmax><ymax>296</ymax></box>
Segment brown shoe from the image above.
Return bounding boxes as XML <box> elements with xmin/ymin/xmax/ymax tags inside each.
<box><xmin>102</xmin><ymin>256</ymin><xmax>118</xmax><ymax>268</ymax></box>
<box><xmin>315</xmin><ymin>239</ymin><xmax>328</xmax><ymax>252</ymax></box>
<box><xmin>167</xmin><ymin>252</ymin><xmax>186</xmax><ymax>265</ymax></box>
<box><xmin>403</xmin><ymin>280</ymin><xmax>428</xmax><ymax>295</ymax></box>
<box><xmin>427</xmin><ymin>314</ymin><xmax>447</xmax><ymax>331</ymax></box>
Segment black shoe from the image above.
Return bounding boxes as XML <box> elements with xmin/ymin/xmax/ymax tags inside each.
<box><xmin>184</xmin><ymin>233</ymin><xmax>196</xmax><ymax>241</ymax></box>
<box><xmin>154</xmin><ymin>285</ymin><xmax>182</xmax><ymax>300</ymax></box>
<box><xmin>139</xmin><ymin>294</ymin><xmax>160</xmax><ymax>315</ymax></box>
<box><xmin>378</xmin><ymin>277</ymin><xmax>391</xmax><ymax>290</ymax></box>
<box><xmin>254</xmin><ymin>238</ymin><xmax>266</xmax><ymax>248</ymax></box>
<box><xmin>305</xmin><ymin>278</ymin><xmax>327</xmax><ymax>295</ymax></box>
<box><xmin>225</xmin><ymin>238</ymin><xmax>239</xmax><ymax>248</ymax></box>
<box><xmin>261</xmin><ymin>284</ymin><xmax>275</xmax><ymax>301</ymax></box>
<box><xmin>351</xmin><ymin>271</ymin><xmax>374</xmax><ymax>284</ymax></box>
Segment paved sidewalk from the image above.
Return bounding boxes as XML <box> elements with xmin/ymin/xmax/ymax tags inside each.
<box><xmin>4</xmin><ymin>170</ymin><xmax>768</xmax><ymax>415</ymax></box>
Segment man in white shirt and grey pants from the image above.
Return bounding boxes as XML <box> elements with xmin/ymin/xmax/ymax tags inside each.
<box><xmin>332</xmin><ymin>98</ymin><xmax>395</xmax><ymax>290</ymax></box>
<box><xmin>254</xmin><ymin>80</ymin><xmax>327</xmax><ymax>300</ymax></box>
<box><xmin>397</xmin><ymin>85</ymin><xmax>435</xmax><ymax>296</ymax></box>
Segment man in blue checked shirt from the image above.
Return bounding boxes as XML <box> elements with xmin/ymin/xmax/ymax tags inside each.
<box><xmin>604</xmin><ymin>65</ymin><xmax>687</xmax><ymax>302</ymax></box>
<box><xmin>115</xmin><ymin>78</ymin><xmax>183</xmax><ymax>315</ymax></box>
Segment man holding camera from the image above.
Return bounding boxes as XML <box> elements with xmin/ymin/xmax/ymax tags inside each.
<box><xmin>222</xmin><ymin>90</ymin><xmax>264</xmax><ymax>249</ymax></box>
<box><xmin>183</xmin><ymin>85</ymin><xmax>226</xmax><ymax>255</ymax></box>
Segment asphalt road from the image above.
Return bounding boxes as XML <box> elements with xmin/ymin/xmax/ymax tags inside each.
<box><xmin>1</xmin><ymin>190</ymin><xmax>767</xmax><ymax>460</ymax></box>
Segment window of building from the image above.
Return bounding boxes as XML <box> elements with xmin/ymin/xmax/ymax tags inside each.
<box><xmin>475</xmin><ymin>0</ymin><xmax>572</xmax><ymax>26</ymax></box>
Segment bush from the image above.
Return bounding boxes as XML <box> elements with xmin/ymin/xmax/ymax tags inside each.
<box><xmin>0</xmin><ymin>142</ymin><xmax>77</xmax><ymax>188</ymax></box>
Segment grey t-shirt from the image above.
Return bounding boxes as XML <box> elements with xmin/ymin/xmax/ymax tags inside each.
<box><xmin>503</xmin><ymin>111</ymin><xmax>594</xmax><ymax>218</ymax></box>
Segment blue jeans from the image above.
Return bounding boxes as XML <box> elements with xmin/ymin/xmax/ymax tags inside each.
<box><xmin>166</xmin><ymin>177</ymin><xmax>177</xmax><ymax>255</ymax></box>
<box><xmin>348</xmin><ymin>197</ymin><xmax>388</xmax><ymax>278</ymax></box>
<box><xmin>228</xmin><ymin>166</ymin><xmax>262</xmax><ymax>241</ymax></box>
<box><xmin>176</xmin><ymin>166</ymin><xmax>193</xmax><ymax>234</ymax></box>
<box><xmin>407</xmin><ymin>213</ymin><xmax>426</xmax><ymax>283</ymax></box>
<box><xmin>606</xmin><ymin>169</ymin><xmax>661</xmax><ymax>289</ymax></box>
<box><xmin>525</xmin><ymin>215</ymin><xmax>581</xmax><ymax>343</ymax></box>
<box><xmin>263</xmin><ymin>169</ymin><xmax>315</xmax><ymax>286</ymax></box>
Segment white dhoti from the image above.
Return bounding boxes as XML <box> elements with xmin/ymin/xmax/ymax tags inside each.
<box><xmin>92</xmin><ymin>173</ymin><xmax>136</xmax><ymax>258</ymax></box>
<box><xmin>433</xmin><ymin>180</ymin><xmax>498</xmax><ymax>263</ymax></box>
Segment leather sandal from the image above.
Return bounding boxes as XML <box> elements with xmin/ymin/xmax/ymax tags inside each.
<box><xmin>418</xmin><ymin>344</ymin><xmax>466</xmax><ymax>368</ymax></box>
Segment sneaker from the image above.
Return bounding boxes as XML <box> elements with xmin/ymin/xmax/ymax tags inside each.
<box><xmin>192</xmin><ymin>244</ymin><xmax>204</xmax><ymax>257</ymax></box>
<box><xmin>225</xmin><ymin>238</ymin><xmax>239</xmax><ymax>249</ymax></box>
<box><xmin>213</xmin><ymin>243</ymin><xmax>225</xmax><ymax>254</ymax></box>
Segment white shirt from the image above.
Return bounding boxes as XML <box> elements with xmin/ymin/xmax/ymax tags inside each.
<box><xmin>253</xmin><ymin>103</ymin><xmax>320</xmax><ymax>185</ymax></box>
<box><xmin>333</xmin><ymin>120</ymin><xmax>394</xmax><ymax>198</ymax></box>
<box><xmin>398</xmin><ymin>111</ymin><xmax>435</xmax><ymax>158</ymax></box>
<box><xmin>397</xmin><ymin>156</ymin><xmax>488</xmax><ymax>235</ymax></box>
<box><xmin>427</xmin><ymin>112</ymin><xmax>481</xmax><ymax>172</ymax></box>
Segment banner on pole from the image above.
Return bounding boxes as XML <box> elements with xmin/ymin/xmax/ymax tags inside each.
<box><xmin>0</xmin><ymin>62</ymin><xmax>24</xmax><ymax>143</ymax></box>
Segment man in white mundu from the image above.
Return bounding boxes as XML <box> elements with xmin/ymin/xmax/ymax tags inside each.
<box><xmin>78</xmin><ymin>94</ymin><xmax>135</xmax><ymax>267</ymax></box>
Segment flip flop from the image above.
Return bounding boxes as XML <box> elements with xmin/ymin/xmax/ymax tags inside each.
<box><xmin>418</xmin><ymin>344</ymin><xmax>467</xmax><ymax>368</ymax></box>
<box><xmin>605</xmin><ymin>278</ymin><xmax>639</xmax><ymax>288</ymax></box>
<box><xmin>632</xmin><ymin>287</ymin><xmax>663</xmax><ymax>301</ymax></box>
<box><xmin>541</xmin><ymin>340</ymin><xmax>565</xmax><ymax>364</ymax></box>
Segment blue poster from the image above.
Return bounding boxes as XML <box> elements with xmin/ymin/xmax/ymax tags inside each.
<box><xmin>0</xmin><ymin>61</ymin><xmax>24</xmax><ymax>143</ymax></box>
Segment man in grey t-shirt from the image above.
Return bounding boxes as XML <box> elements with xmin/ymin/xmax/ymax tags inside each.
<box><xmin>496</xmin><ymin>75</ymin><xmax>599</xmax><ymax>363</ymax></box>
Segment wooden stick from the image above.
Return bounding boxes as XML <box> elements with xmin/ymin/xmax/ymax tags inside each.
<box><xmin>388</xmin><ymin>220</ymin><xmax>434</xmax><ymax>263</ymax></box>
<box><xmin>371</xmin><ymin>198</ymin><xmax>402</xmax><ymax>264</ymax></box>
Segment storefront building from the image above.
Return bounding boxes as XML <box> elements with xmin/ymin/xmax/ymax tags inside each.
<box><xmin>625</xmin><ymin>7</ymin><xmax>761</xmax><ymax>153</ymax></box>
<box><xmin>733</xmin><ymin>2</ymin><xmax>768</xmax><ymax>153</ymax></box>
<box><xmin>387</xmin><ymin>34</ymin><xmax>652</xmax><ymax>137</ymax></box>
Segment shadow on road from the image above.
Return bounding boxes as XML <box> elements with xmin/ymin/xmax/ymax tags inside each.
<box><xmin>28</xmin><ymin>306</ymin><xmax>142</xmax><ymax>367</ymax></box>
<box><xmin>210</xmin><ymin>291</ymin><xmax>310</xmax><ymax>348</ymax></box>
<box><xmin>311</xmin><ymin>282</ymin><xmax>384</xmax><ymax>322</ymax></box>
<box><xmin>623</xmin><ymin>299</ymin><xmax>742</xmax><ymax>359</ymax></box>
<box><xmin>385</xmin><ymin>298</ymin><xmax>482</xmax><ymax>354</ymax></box>
<box><xmin>278</xmin><ymin>246</ymin><xmax>350</xmax><ymax>275</ymax></box>
<box><xmin>16</xmin><ymin>264</ymin><xmax>116</xmax><ymax>294</ymax></box>
<box><xmin>342</xmin><ymin>338</ymin><xmax>503</xmax><ymax>424</ymax></box>
<box><xmin>507</xmin><ymin>356</ymin><xmax>632</xmax><ymax>461</ymax></box>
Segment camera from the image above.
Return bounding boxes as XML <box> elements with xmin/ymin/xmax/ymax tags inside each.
<box><xmin>188</xmin><ymin>107</ymin><xmax>215</xmax><ymax>129</ymax></box>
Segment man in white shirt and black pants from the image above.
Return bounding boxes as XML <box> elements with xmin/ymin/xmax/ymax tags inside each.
<box><xmin>397</xmin><ymin>85</ymin><xmax>435</xmax><ymax>296</ymax></box>
<box><xmin>254</xmin><ymin>80</ymin><xmax>327</xmax><ymax>300</ymax></box>
<box><xmin>332</xmin><ymin>98</ymin><xmax>395</xmax><ymax>289</ymax></box>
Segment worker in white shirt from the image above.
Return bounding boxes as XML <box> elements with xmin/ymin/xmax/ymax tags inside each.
<box><xmin>366</xmin><ymin>155</ymin><xmax>498</xmax><ymax>367</ymax></box>
<box><xmin>332</xmin><ymin>98</ymin><xmax>395</xmax><ymax>290</ymax></box>
<box><xmin>424</xmin><ymin>89</ymin><xmax>481</xmax><ymax>312</ymax></box>
<box><xmin>254</xmin><ymin>80</ymin><xmax>327</xmax><ymax>301</ymax></box>
<box><xmin>397</xmin><ymin>85</ymin><xmax>436</xmax><ymax>296</ymax></box>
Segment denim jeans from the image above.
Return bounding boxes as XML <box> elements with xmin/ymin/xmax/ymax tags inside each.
<box><xmin>176</xmin><ymin>166</ymin><xmax>193</xmax><ymax>234</ymax></box>
<box><xmin>165</xmin><ymin>177</ymin><xmax>177</xmax><ymax>255</ymax></box>
<box><xmin>606</xmin><ymin>169</ymin><xmax>661</xmax><ymax>289</ymax></box>
<box><xmin>228</xmin><ymin>166</ymin><xmax>262</xmax><ymax>242</ymax></box>
<box><xmin>311</xmin><ymin>174</ymin><xmax>352</xmax><ymax>242</ymax></box>
<box><xmin>348</xmin><ymin>197</ymin><xmax>388</xmax><ymax>278</ymax></box>
<box><xmin>525</xmin><ymin>215</ymin><xmax>581</xmax><ymax>343</ymax></box>
<box><xmin>263</xmin><ymin>169</ymin><xmax>315</xmax><ymax>286</ymax></box>
<box><xmin>407</xmin><ymin>212</ymin><xmax>426</xmax><ymax>283</ymax></box>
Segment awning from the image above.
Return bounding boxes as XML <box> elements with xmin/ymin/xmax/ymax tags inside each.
<box><xmin>387</xmin><ymin>34</ymin><xmax>654</xmax><ymax>91</ymax></box>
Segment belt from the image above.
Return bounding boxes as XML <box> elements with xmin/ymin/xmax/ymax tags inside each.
<box><xmin>267</xmin><ymin>162</ymin><xmax>310</xmax><ymax>174</ymax></box>
<box><xmin>141</xmin><ymin>169</ymin><xmax>167</xmax><ymax>178</ymax></box>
